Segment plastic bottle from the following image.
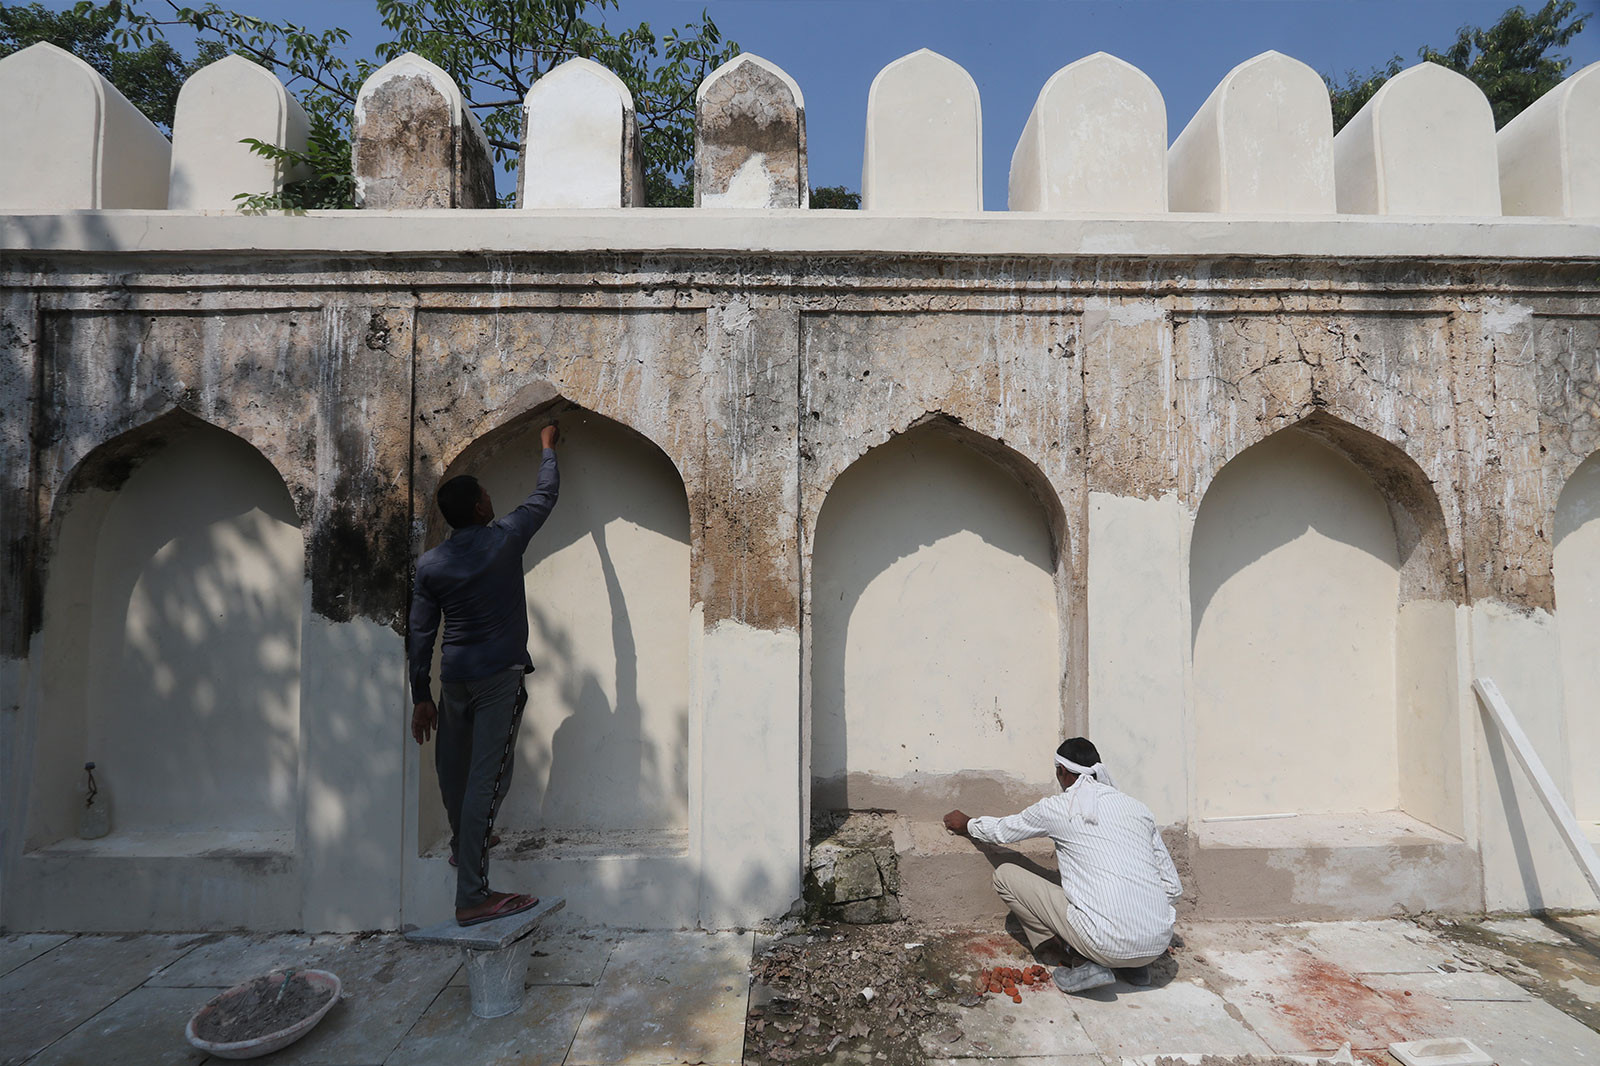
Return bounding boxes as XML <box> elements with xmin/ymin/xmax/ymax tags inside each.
<box><xmin>77</xmin><ymin>761</ymin><xmax>109</xmax><ymax>840</ymax></box>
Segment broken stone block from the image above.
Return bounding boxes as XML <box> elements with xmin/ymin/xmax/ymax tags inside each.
<box><xmin>0</xmin><ymin>41</ymin><xmax>170</xmax><ymax>209</ymax></box>
<box><xmin>862</xmin><ymin>49</ymin><xmax>982</xmax><ymax>212</ymax></box>
<box><xmin>353</xmin><ymin>52</ymin><xmax>496</xmax><ymax>209</ymax></box>
<box><xmin>169</xmin><ymin>54</ymin><xmax>308</xmax><ymax>210</ymax></box>
<box><xmin>1168</xmin><ymin>50</ymin><xmax>1334</xmax><ymax>214</ymax></box>
<box><xmin>1009</xmin><ymin>52</ymin><xmax>1166</xmax><ymax>213</ymax></box>
<box><xmin>1335</xmin><ymin>62</ymin><xmax>1500</xmax><ymax>216</ymax></box>
<box><xmin>518</xmin><ymin>57</ymin><xmax>643</xmax><ymax>209</ymax></box>
<box><xmin>1498</xmin><ymin>60</ymin><xmax>1598</xmax><ymax>217</ymax></box>
<box><xmin>806</xmin><ymin>811</ymin><xmax>903</xmax><ymax>923</ymax></box>
<box><xmin>695</xmin><ymin>53</ymin><xmax>806</xmax><ymax>208</ymax></box>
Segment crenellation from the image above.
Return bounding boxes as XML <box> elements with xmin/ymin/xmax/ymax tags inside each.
<box><xmin>1334</xmin><ymin>62</ymin><xmax>1501</xmax><ymax>216</ymax></box>
<box><xmin>4</xmin><ymin>38</ymin><xmax>1600</xmax><ymax>936</ymax></box>
<box><xmin>168</xmin><ymin>54</ymin><xmax>308</xmax><ymax>211</ymax></box>
<box><xmin>1167</xmin><ymin>51</ymin><xmax>1335</xmax><ymax>214</ymax></box>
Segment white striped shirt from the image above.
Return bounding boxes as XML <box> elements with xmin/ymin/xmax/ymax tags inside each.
<box><xmin>968</xmin><ymin>777</ymin><xmax>1182</xmax><ymax>964</ymax></box>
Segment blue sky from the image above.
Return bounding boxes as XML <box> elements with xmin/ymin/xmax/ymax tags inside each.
<box><xmin>55</xmin><ymin>0</ymin><xmax>1600</xmax><ymax>205</ymax></box>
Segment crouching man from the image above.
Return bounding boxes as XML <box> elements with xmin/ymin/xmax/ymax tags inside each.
<box><xmin>943</xmin><ymin>737</ymin><xmax>1181</xmax><ymax>994</ymax></box>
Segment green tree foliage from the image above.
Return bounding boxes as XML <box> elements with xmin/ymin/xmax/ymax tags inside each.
<box><xmin>1325</xmin><ymin>0</ymin><xmax>1590</xmax><ymax>132</ymax></box>
<box><xmin>0</xmin><ymin>1</ymin><xmax>222</xmax><ymax>132</ymax></box>
<box><xmin>108</xmin><ymin>0</ymin><xmax>738</xmax><ymax>207</ymax></box>
<box><xmin>809</xmin><ymin>185</ymin><xmax>861</xmax><ymax>210</ymax></box>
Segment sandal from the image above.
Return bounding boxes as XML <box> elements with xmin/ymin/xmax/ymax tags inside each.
<box><xmin>457</xmin><ymin>892</ymin><xmax>538</xmax><ymax>927</ymax></box>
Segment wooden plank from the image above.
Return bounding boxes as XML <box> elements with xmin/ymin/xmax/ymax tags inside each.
<box><xmin>1473</xmin><ymin>677</ymin><xmax>1600</xmax><ymax>901</ymax></box>
<box><xmin>403</xmin><ymin>896</ymin><xmax>566</xmax><ymax>950</ymax></box>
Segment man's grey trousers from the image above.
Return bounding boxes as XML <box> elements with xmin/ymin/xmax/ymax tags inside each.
<box><xmin>436</xmin><ymin>667</ymin><xmax>527</xmax><ymax>910</ymax></box>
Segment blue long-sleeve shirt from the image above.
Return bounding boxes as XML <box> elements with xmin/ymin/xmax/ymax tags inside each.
<box><xmin>408</xmin><ymin>449</ymin><xmax>559</xmax><ymax>703</ymax></box>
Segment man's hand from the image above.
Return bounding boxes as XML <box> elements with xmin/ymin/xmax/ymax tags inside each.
<box><xmin>540</xmin><ymin>421</ymin><xmax>560</xmax><ymax>449</ymax></box>
<box><xmin>943</xmin><ymin>809</ymin><xmax>971</xmax><ymax>836</ymax></box>
<box><xmin>411</xmin><ymin>700</ymin><xmax>438</xmax><ymax>744</ymax></box>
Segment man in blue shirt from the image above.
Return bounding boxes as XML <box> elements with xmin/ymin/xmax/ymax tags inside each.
<box><xmin>409</xmin><ymin>421</ymin><xmax>561</xmax><ymax>926</ymax></box>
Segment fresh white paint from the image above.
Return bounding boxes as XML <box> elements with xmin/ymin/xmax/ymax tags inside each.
<box><xmin>168</xmin><ymin>54</ymin><xmax>307</xmax><ymax>210</ymax></box>
<box><xmin>1190</xmin><ymin>431</ymin><xmax>1399</xmax><ymax>818</ymax></box>
<box><xmin>0</xmin><ymin>42</ymin><xmax>170</xmax><ymax>209</ymax></box>
<box><xmin>1009</xmin><ymin>53</ymin><xmax>1166</xmax><ymax>213</ymax></box>
<box><xmin>1498</xmin><ymin>61</ymin><xmax>1599</xmax><ymax>217</ymax></box>
<box><xmin>811</xmin><ymin>431</ymin><xmax>1060</xmax><ymax>800</ymax></box>
<box><xmin>1168</xmin><ymin>51</ymin><xmax>1336</xmax><ymax>214</ymax></box>
<box><xmin>521</xmin><ymin>57</ymin><xmax>636</xmax><ymax>209</ymax></box>
<box><xmin>32</xmin><ymin>424</ymin><xmax>302</xmax><ymax>844</ymax></box>
<box><xmin>862</xmin><ymin>49</ymin><xmax>982</xmax><ymax>212</ymax></box>
<box><xmin>1334</xmin><ymin>63</ymin><xmax>1501</xmax><ymax>216</ymax></box>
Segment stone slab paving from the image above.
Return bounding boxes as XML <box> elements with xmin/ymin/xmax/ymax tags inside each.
<box><xmin>0</xmin><ymin>935</ymin><xmax>70</xmax><ymax>981</ymax></box>
<box><xmin>0</xmin><ymin>934</ymin><xmax>203</xmax><ymax>1066</ymax></box>
<box><xmin>566</xmin><ymin>931</ymin><xmax>752</xmax><ymax>1066</ymax></box>
<box><xmin>25</xmin><ymin>986</ymin><xmax>214</xmax><ymax>1066</ymax></box>
<box><xmin>145</xmin><ymin>933</ymin><xmax>333</xmax><ymax>987</ymax></box>
<box><xmin>387</xmin><ymin>984</ymin><xmax>594</xmax><ymax>1066</ymax></box>
<box><xmin>1423</xmin><ymin>997</ymin><xmax>1600</xmax><ymax>1066</ymax></box>
<box><xmin>917</xmin><ymin>985</ymin><xmax>1098</xmax><ymax>1058</ymax></box>
<box><xmin>1362</xmin><ymin>969</ymin><xmax>1535</xmax><ymax>1002</ymax></box>
<box><xmin>926</xmin><ymin>1057</ymin><xmax>1109</xmax><ymax>1066</ymax></box>
<box><xmin>258</xmin><ymin>936</ymin><xmax>462</xmax><ymax>1066</ymax></box>
<box><xmin>1291</xmin><ymin>921</ymin><xmax>1464</xmax><ymax>975</ymax></box>
<box><xmin>448</xmin><ymin>930</ymin><xmax>620</xmax><ymax>989</ymax></box>
<box><xmin>1066</xmin><ymin>976</ymin><xmax>1277</xmax><ymax>1060</ymax></box>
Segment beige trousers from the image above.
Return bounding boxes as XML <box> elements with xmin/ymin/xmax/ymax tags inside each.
<box><xmin>992</xmin><ymin>862</ymin><xmax>1161</xmax><ymax>969</ymax></box>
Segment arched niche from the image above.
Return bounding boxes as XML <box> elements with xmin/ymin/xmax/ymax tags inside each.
<box><xmin>1189</xmin><ymin>415</ymin><xmax>1461</xmax><ymax>834</ymax></box>
<box><xmin>810</xmin><ymin>419</ymin><xmax>1068</xmax><ymax>822</ymax></box>
<box><xmin>416</xmin><ymin>404</ymin><xmax>691</xmax><ymax>850</ymax></box>
<box><xmin>28</xmin><ymin>411</ymin><xmax>303</xmax><ymax>851</ymax></box>
<box><xmin>1552</xmin><ymin>452</ymin><xmax>1600</xmax><ymax>826</ymax></box>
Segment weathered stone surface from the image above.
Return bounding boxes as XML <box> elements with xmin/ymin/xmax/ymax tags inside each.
<box><xmin>353</xmin><ymin>52</ymin><xmax>496</xmax><ymax>209</ymax></box>
<box><xmin>695</xmin><ymin>53</ymin><xmax>806</xmax><ymax>208</ymax></box>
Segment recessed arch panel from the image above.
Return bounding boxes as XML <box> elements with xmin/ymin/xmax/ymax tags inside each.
<box><xmin>30</xmin><ymin>413</ymin><xmax>303</xmax><ymax>846</ymax></box>
<box><xmin>810</xmin><ymin>421</ymin><xmax>1065</xmax><ymax>818</ymax></box>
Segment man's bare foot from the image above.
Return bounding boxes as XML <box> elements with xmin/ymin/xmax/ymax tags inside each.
<box><xmin>455</xmin><ymin>890</ymin><xmax>536</xmax><ymax>925</ymax></box>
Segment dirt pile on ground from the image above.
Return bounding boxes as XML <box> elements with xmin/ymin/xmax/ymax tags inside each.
<box><xmin>193</xmin><ymin>972</ymin><xmax>334</xmax><ymax>1044</ymax></box>
<box><xmin>744</xmin><ymin>919</ymin><xmax>1048</xmax><ymax>1066</ymax></box>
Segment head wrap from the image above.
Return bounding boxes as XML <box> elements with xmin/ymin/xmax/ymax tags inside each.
<box><xmin>1055</xmin><ymin>754</ymin><xmax>1116</xmax><ymax>823</ymax></box>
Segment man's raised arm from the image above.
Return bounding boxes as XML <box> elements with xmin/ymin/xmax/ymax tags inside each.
<box><xmin>496</xmin><ymin>422</ymin><xmax>561</xmax><ymax>549</ymax></box>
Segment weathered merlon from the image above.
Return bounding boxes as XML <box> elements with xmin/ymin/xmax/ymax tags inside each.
<box><xmin>353</xmin><ymin>52</ymin><xmax>496</xmax><ymax>209</ymax></box>
<box><xmin>695</xmin><ymin>53</ymin><xmax>807</xmax><ymax>209</ymax></box>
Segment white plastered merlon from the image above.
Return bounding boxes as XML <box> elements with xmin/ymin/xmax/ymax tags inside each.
<box><xmin>1168</xmin><ymin>50</ymin><xmax>1335</xmax><ymax>215</ymax></box>
<box><xmin>169</xmin><ymin>54</ymin><xmax>308</xmax><ymax>211</ymax></box>
<box><xmin>697</xmin><ymin>53</ymin><xmax>805</xmax><ymax>111</ymax></box>
<box><xmin>1498</xmin><ymin>61</ymin><xmax>1599</xmax><ymax>217</ymax></box>
<box><xmin>522</xmin><ymin>57</ymin><xmax>636</xmax><ymax>209</ymax></box>
<box><xmin>1335</xmin><ymin>62</ymin><xmax>1500</xmax><ymax>217</ymax></box>
<box><xmin>1009</xmin><ymin>51</ymin><xmax>1166</xmax><ymax>213</ymax></box>
<box><xmin>0</xmin><ymin>41</ymin><xmax>170</xmax><ymax>210</ymax></box>
<box><xmin>862</xmin><ymin>48</ymin><xmax>982</xmax><ymax>212</ymax></box>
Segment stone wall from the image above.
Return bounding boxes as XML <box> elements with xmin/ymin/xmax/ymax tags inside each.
<box><xmin>1</xmin><ymin>41</ymin><xmax>1599</xmax><ymax>932</ymax></box>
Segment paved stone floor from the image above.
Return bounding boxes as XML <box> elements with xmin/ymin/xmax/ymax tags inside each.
<box><xmin>2</xmin><ymin>914</ymin><xmax>1596</xmax><ymax>1066</ymax></box>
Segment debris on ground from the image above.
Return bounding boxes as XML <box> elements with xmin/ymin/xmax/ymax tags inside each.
<box><xmin>192</xmin><ymin>971</ymin><xmax>334</xmax><ymax>1044</ymax></box>
<box><xmin>744</xmin><ymin>918</ymin><xmax>1047</xmax><ymax>1065</ymax></box>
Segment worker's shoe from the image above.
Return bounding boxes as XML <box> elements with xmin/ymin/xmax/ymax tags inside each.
<box><xmin>1115</xmin><ymin>964</ymin><xmax>1152</xmax><ymax>987</ymax></box>
<box><xmin>1053</xmin><ymin>961</ymin><xmax>1115</xmax><ymax>994</ymax></box>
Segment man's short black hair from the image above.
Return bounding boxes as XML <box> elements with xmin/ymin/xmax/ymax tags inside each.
<box><xmin>437</xmin><ymin>474</ymin><xmax>484</xmax><ymax>529</ymax></box>
<box><xmin>1057</xmin><ymin>736</ymin><xmax>1101</xmax><ymax>768</ymax></box>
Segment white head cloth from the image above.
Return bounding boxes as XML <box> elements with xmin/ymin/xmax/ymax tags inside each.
<box><xmin>1055</xmin><ymin>755</ymin><xmax>1116</xmax><ymax>823</ymax></box>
